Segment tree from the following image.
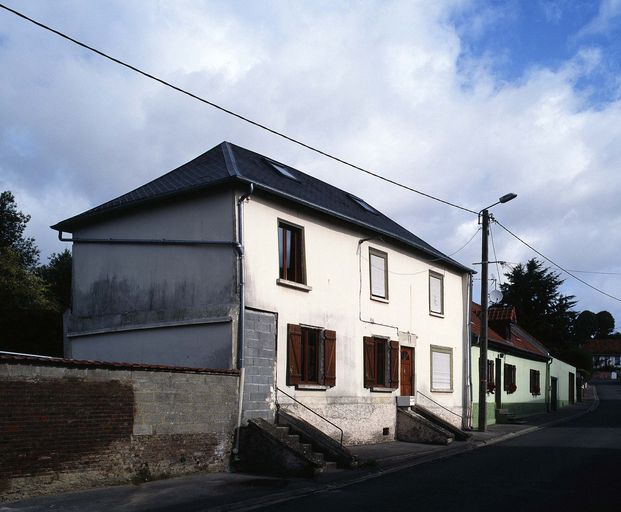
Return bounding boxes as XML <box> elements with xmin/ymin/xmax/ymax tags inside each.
<box><xmin>500</xmin><ymin>258</ymin><xmax>577</xmax><ymax>349</ymax></box>
<box><xmin>0</xmin><ymin>191</ymin><xmax>39</xmax><ymax>270</ymax></box>
<box><xmin>0</xmin><ymin>191</ymin><xmax>69</xmax><ymax>356</ymax></box>
<box><xmin>595</xmin><ymin>311</ymin><xmax>615</xmax><ymax>339</ymax></box>
<box><xmin>38</xmin><ymin>249</ymin><xmax>72</xmax><ymax>312</ymax></box>
<box><xmin>574</xmin><ymin>310</ymin><xmax>598</xmax><ymax>342</ymax></box>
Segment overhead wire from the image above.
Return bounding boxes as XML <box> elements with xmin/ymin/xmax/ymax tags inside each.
<box><xmin>0</xmin><ymin>2</ymin><xmax>478</xmax><ymax>215</ymax></box>
<box><xmin>493</xmin><ymin>218</ymin><xmax>621</xmax><ymax>303</ymax></box>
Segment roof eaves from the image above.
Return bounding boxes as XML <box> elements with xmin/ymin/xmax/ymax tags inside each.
<box><xmin>51</xmin><ymin>175</ymin><xmax>238</xmax><ymax>232</ymax></box>
<box><xmin>243</xmin><ymin>179</ymin><xmax>471</xmax><ymax>274</ymax></box>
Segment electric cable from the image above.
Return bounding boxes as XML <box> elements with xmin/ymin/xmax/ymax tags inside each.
<box><xmin>0</xmin><ymin>2</ymin><xmax>478</xmax><ymax>215</ymax></box>
<box><xmin>494</xmin><ymin>219</ymin><xmax>621</xmax><ymax>302</ymax></box>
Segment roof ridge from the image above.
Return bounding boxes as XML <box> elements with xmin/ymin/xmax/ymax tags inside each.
<box><xmin>222</xmin><ymin>141</ymin><xmax>241</xmax><ymax>177</ymax></box>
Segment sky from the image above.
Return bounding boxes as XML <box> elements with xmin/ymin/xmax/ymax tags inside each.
<box><xmin>1</xmin><ymin>0</ymin><xmax>620</xmax><ymax>328</ymax></box>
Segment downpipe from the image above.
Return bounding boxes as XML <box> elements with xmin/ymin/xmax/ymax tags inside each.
<box><xmin>233</xmin><ymin>183</ymin><xmax>254</xmax><ymax>461</ymax></box>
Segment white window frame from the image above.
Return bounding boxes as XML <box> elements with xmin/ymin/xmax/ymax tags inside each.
<box><xmin>429</xmin><ymin>271</ymin><xmax>444</xmax><ymax>316</ymax></box>
<box><xmin>369</xmin><ymin>247</ymin><xmax>388</xmax><ymax>301</ymax></box>
<box><xmin>430</xmin><ymin>345</ymin><xmax>453</xmax><ymax>392</ymax></box>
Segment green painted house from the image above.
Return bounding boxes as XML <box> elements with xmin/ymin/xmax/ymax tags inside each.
<box><xmin>470</xmin><ymin>303</ymin><xmax>577</xmax><ymax>427</ymax></box>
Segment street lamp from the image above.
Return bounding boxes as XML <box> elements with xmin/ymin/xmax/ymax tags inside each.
<box><xmin>478</xmin><ymin>192</ymin><xmax>517</xmax><ymax>432</ymax></box>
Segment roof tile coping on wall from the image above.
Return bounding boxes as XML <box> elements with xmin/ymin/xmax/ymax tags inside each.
<box><xmin>0</xmin><ymin>353</ymin><xmax>240</xmax><ymax>375</ymax></box>
<box><xmin>582</xmin><ymin>339</ymin><xmax>621</xmax><ymax>355</ymax></box>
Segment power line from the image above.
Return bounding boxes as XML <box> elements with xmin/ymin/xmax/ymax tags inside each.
<box><xmin>493</xmin><ymin>218</ymin><xmax>621</xmax><ymax>303</ymax></box>
<box><xmin>0</xmin><ymin>2</ymin><xmax>478</xmax><ymax>215</ymax></box>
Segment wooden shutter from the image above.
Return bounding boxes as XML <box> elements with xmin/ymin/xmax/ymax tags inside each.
<box><xmin>323</xmin><ymin>330</ymin><xmax>336</xmax><ymax>387</ymax></box>
<box><xmin>287</xmin><ymin>324</ymin><xmax>302</xmax><ymax>386</ymax></box>
<box><xmin>503</xmin><ymin>363</ymin><xmax>508</xmax><ymax>391</ymax></box>
<box><xmin>389</xmin><ymin>340</ymin><xmax>399</xmax><ymax>389</ymax></box>
<box><xmin>363</xmin><ymin>337</ymin><xmax>376</xmax><ymax>388</ymax></box>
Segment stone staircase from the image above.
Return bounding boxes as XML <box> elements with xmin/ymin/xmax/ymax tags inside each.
<box><xmin>412</xmin><ymin>404</ymin><xmax>472</xmax><ymax>441</ymax></box>
<box><xmin>237</xmin><ymin>413</ymin><xmax>355</xmax><ymax>475</ymax></box>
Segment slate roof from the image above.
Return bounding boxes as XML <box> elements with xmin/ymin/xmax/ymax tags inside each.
<box><xmin>52</xmin><ymin>142</ymin><xmax>470</xmax><ymax>273</ymax></box>
<box><xmin>471</xmin><ymin>302</ymin><xmax>550</xmax><ymax>361</ymax></box>
<box><xmin>582</xmin><ymin>339</ymin><xmax>621</xmax><ymax>355</ymax></box>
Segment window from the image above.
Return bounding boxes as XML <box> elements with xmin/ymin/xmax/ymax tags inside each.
<box><xmin>486</xmin><ymin>360</ymin><xmax>496</xmax><ymax>394</ymax></box>
<box><xmin>266</xmin><ymin>159</ymin><xmax>299</xmax><ymax>181</ymax></box>
<box><xmin>278</xmin><ymin>222</ymin><xmax>306</xmax><ymax>284</ymax></box>
<box><xmin>504</xmin><ymin>363</ymin><xmax>517</xmax><ymax>394</ymax></box>
<box><xmin>430</xmin><ymin>346</ymin><xmax>453</xmax><ymax>392</ymax></box>
<box><xmin>369</xmin><ymin>248</ymin><xmax>388</xmax><ymax>300</ymax></box>
<box><xmin>363</xmin><ymin>337</ymin><xmax>399</xmax><ymax>390</ymax></box>
<box><xmin>429</xmin><ymin>272</ymin><xmax>444</xmax><ymax>315</ymax></box>
<box><xmin>530</xmin><ymin>369</ymin><xmax>541</xmax><ymax>395</ymax></box>
<box><xmin>348</xmin><ymin>194</ymin><xmax>379</xmax><ymax>214</ymax></box>
<box><xmin>286</xmin><ymin>324</ymin><xmax>336</xmax><ymax>388</ymax></box>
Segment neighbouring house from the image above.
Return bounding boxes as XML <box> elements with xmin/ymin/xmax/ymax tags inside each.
<box><xmin>470</xmin><ymin>303</ymin><xmax>577</xmax><ymax>427</ymax></box>
<box><xmin>52</xmin><ymin>141</ymin><xmax>473</xmax><ymax>446</ymax></box>
<box><xmin>583</xmin><ymin>339</ymin><xmax>621</xmax><ymax>379</ymax></box>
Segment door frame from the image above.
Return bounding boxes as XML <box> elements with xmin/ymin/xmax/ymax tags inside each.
<box><xmin>400</xmin><ymin>346</ymin><xmax>415</xmax><ymax>396</ymax></box>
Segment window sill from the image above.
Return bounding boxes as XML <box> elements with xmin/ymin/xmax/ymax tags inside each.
<box><xmin>296</xmin><ymin>384</ymin><xmax>329</xmax><ymax>391</ymax></box>
<box><xmin>430</xmin><ymin>388</ymin><xmax>453</xmax><ymax>393</ymax></box>
<box><xmin>429</xmin><ymin>311</ymin><xmax>445</xmax><ymax>318</ymax></box>
<box><xmin>370</xmin><ymin>386</ymin><xmax>395</xmax><ymax>393</ymax></box>
<box><xmin>276</xmin><ymin>279</ymin><xmax>312</xmax><ymax>292</ymax></box>
<box><xmin>370</xmin><ymin>296</ymin><xmax>389</xmax><ymax>304</ymax></box>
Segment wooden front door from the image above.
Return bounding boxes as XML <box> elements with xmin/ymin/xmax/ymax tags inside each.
<box><xmin>400</xmin><ymin>347</ymin><xmax>414</xmax><ymax>396</ymax></box>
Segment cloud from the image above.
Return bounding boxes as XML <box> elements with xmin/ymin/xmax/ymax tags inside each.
<box><xmin>576</xmin><ymin>0</ymin><xmax>621</xmax><ymax>38</ymax></box>
<box><xmin>1</xmin><ymin>0</ymin><xmax>620</xmax><ymax>324</ymax></box>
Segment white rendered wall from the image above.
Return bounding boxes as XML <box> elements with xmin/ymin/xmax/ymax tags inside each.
<box><xmin>243</xmin><ymin>194</ymin><xmax>468</xmax><ymax>443</ymax></box>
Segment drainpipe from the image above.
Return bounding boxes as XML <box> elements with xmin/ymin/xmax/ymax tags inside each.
<box><xmin>545</xmin><ymin>356</ymin><xmax>552</xmax><ymax>412</ymax></box>
<box><xmin>233</xmin><ymin>183</ymin><xmax>253</xmax><ymax>460</ymax></box>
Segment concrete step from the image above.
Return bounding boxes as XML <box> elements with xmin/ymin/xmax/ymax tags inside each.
<box><xmin>287</xmin><ymin>434</ymin><xmax>300</xmax><ymax>444</ymax></box>
<box><xmin>312</xmin><ymin>452</ymin><xmax>325</xmax><ymax>464</ymax></box>
<box><xmin>324</xmin><ymin>461</ymin><xmax>338</xmax><ymax>471</ymax></box>
<box><xmin>300</xmin><ymin>443</ymin><xmax>313</xmax><ymax>456</ymax></box>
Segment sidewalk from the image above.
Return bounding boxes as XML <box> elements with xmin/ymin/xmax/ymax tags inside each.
<box><xmin>2</xmin><ymin>388</ymin><xmax>598</xmax><ymax>512</ymax></box>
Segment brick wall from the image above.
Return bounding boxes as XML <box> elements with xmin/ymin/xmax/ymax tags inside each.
<box><xmin>0</xmin><ymin>355</ymin><xmax>239</xmax><ymax>503</ymax></box>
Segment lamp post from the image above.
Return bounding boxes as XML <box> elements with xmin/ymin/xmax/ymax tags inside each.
<box><xmin>478</xmin><ymin>193</ymin><xmax>517</xmax><ymax>432</ymax></box>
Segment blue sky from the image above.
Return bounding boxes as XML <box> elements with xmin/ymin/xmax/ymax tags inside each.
<box><xmin>1</xmin><ymin>0</ymin><xmax>620</xmax><ymax>325</ymax></box>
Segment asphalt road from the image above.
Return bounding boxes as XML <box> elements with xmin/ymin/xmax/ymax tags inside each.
<box><xmin>263</xmin><ymin>382</ymin><xmax>621</xmax><ymax>512</ymax></box>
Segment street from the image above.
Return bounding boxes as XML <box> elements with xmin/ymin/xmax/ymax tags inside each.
<box><xmin>263</xmin><ymin>382</ymin><xmax>620</xmax><ymax>512</ymax></box>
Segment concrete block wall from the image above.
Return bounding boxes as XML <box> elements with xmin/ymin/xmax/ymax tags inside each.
<box><xmin>241</xmin><ymin>309</ymin><xmax>276</xmax><ymax>423</ymax></box>
<box><xmin>0</xmin><ymin>355</ymin><xmax>239</xmax><ymax>503</ymax></box>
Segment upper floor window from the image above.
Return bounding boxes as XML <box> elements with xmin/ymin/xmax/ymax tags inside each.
<box><xmin>429</xmin><ymin>271</ymin><xmax>444</xmax><ymax>315</ymax></box>
<box><xmin>369</xmin><ymin>248</ymin><xmax>388</xmax><ymax>300</ymax></box>
<box><xmin>278</xmin><ymin>221</ymin><xmax>306</xmax><ymax>284</ymax></box>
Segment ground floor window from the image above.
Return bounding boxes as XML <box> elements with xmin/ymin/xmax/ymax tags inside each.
<box><xmin>529</xmin><ymin>369</ymin><xmax>541</xmax><ymax>396</ymax></box>
<box><xmin>504</xmin><ymin>363</ymin><xmax>517</xmax><ymax>394</ymax></box>
<box><xmin>430</xmin><ymin>345</ymin><xmax>453</xmax><ymax>392</ymax></box>
<box><xmin>487</xmin><ymin>359</ymin><xmax>495</xmax><ymax>394</ymax></box>
<box><xmin>287</xmin><ymin>324</ymin><xmax>336</xmax><ymax>388</ymax></box>
<box><xmin>363</xmin><ymin>336</ymin><xmax>399</xmax><ymax>389</ymax></box>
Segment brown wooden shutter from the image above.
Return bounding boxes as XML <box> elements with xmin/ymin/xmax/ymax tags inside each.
<box><xmin>287</xmin><ymin>324</ymin><xmax>302</xmax><ymax>386</ymax></box>
<box><xmin>323</xmin><ymin>330</ymin><xmax>336</xmax><ymax>387</ymax></box>
<box><xmin>503</xmin><ymin>363</ymin><xmax>508</xmax><ymax>391</ymax></box>
<box><xmin>363</xmin><ymin>337</ymin><xmax>376</xmax><ymax>388</ymax></box>
<box><xmin>389</xmin><ymin>340</ymin><xmax>399</xmax><ymax>389</ymax></box>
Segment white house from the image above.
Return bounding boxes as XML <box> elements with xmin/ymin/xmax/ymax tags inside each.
<box><xmin>53</xmin><ymin>142</ymin><xmax>472</xmax><ymax>445</ymax></box>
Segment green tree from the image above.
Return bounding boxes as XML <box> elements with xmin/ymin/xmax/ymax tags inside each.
<box><xmin>500</xmin><ymin>258</ymin><xmax>577</xmax><ymax>349</ymax></box>
<box><xmin>0</xmin><ymin>191</ymin><xmax>68</xmax><ymax>356</ymax></box>
<box><xmin>574</xmin><ymin>310</ymin><xmax>598</xmax><ymax>342</ymax></box>
<box><xmin>0</xmin><ymin>191</ymin><xmax>39</xmax><ymax>270</ymax></box>
<box><xmin>595</xmin><ymin>311</ymin><xmax>615</xmax><ymax>339</ymax></box>
<box><xmin>38</xmin><ymin>249</ymin><xmax>72</xmax><ymax>312</ymax></box>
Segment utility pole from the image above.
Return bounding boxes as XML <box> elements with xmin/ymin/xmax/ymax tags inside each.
<box><xmin>478</xmin><ymin>208</ymin><xmax>490</xmax><ymax>432</ymax></box>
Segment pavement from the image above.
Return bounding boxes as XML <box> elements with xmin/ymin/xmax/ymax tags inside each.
<box><xmin>2</xmin><ymin>386</ymin><xmax>599</xmax><ymax>512</ymax></box>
